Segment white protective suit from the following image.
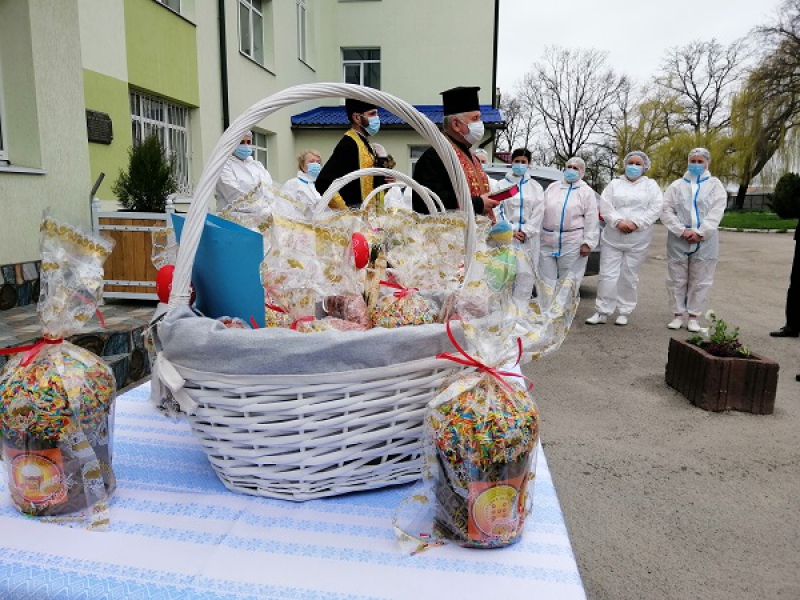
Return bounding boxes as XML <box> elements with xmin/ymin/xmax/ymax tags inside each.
<box><xmin>660</xmin><ymin>170</ymin><xmax>727</xmax><ymax>316</ymax></box>
<box><xmin>595</xmin><ymin>175</ymin><xmax>664</xmax><ymax>316</ymax></box>
<box><xmin>383</xmin><ymin>185</ymin><xmax>413</xmax><ymax>211</ymax></box>
<box><xmin>280</xmin><ymin>171</ymin><xmax>332</xmax><ymax>220</ymax></box>
<box><xmin>493</xmin><ymin>173</ymin><xmax>544</xmax><ymax>299</ymax></box>
<box><xmin>215</xmin><ymin>155</ymin><xmax>274</xmax><ymax>213</ymax></box>
<box><xmin>538</xmin><ymin>179</ymin><xmax>600</xmax><ymax>284</ymax></box>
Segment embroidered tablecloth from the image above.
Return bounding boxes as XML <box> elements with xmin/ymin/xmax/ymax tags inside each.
<box><xmin>0</xmin><ymin>382</ymin><xmax>586</xmax><ymax>600</ymax></box>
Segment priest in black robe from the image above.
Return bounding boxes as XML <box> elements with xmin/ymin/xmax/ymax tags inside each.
<box><xmin>315</xmin><ymin>98</ymin><xmax>382</xmax><ymax>208</ymax></box>
<box><xmin>412</xmin><ymin>86</ymin><xmax>499</xmax><ymax>216</ymax></box>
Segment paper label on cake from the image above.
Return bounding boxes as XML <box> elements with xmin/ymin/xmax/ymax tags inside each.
<box><xmin>6</xmin><ymin>447</ymin><xmax>68</xmax><ymax>508</ymax></box>
<box><xmin>467</xmin><ymin>473</ymin><xmax>527</xmax><ymax>542</ymax></box>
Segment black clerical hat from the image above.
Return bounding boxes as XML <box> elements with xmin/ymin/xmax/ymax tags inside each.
<box><xmin>441</xmin><ymin>86</ymin><xmax>481</xmax><ymax>116</ymax></box>
<box><xmin>345</xmin><ymin>98</ymin><xmax>377</xmax><ymax>119</ymax></box>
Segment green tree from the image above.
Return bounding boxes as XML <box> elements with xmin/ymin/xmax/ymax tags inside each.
<box><xmin>112</xmin><ymin>134</ymin><xmax>177</xmax><ymax>212</ymax></box>
<box><xmin>771</xmin><ymin>172</ymin><xmax>800</xmax><ymax>219</ymax></box>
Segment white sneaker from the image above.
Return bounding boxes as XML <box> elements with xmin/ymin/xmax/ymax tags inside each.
<box><xmin>687</xmin><ymin>319</ymin><xmax>701</xmax><ymax>333</ymax></box>
<box><xmin>667</xmin><ymin>317</ymin><xmax>684</xmax><ymax>330</ymax></box>
<box><xmin>585</xmin><ymin>313</ymin><xmax>607</xmax><ymax>325</ymax></box>
<box><xmin>615</xmin><ymin>315</ymin><xmax>629</xmax><ymax>326</ymax></box>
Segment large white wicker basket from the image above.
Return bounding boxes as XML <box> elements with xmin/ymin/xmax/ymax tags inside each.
<box><xmin>161</xmin><ymin>83</ymin><xmax>477</xmax><ymax>501</ymax></box>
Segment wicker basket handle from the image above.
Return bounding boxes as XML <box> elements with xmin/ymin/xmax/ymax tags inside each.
<box><xmin>320</xmin><ymin>167</ymin><xmax>444</xmax><ymax>214</ymax></box>
<box><xmin>169</xmin><ymin>83</ymin><xmax>474</xmax><ymax>308</ymax></box>
<box><xmin>360</xmin><ymin>179</ymin><xmax>446</xmax><ymax>214</ymax></box>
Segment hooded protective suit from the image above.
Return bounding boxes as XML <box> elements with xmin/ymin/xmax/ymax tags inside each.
<box><xmin>280</xmin><ymin>171</ymin><xmax>331</xmax><ymax>220</ymax></box>
<box><xmin>538</xmin><ymin>179</ymin><xmax>600</xmax><ymax>283</ymax></box>
<box><xmin>660</xmin><ymin>169</ymin><xmax>727</xmax><ymax>316</ymax></box>
<box><xmin>493</xmin><ymin>172</ymin><xmax>544</xmax><ymax>299</ymax></box>
<box><xmin>595</xmin><ymin>175</ymin><xmax>663</xmax><ymax>316</ymax></box>
<box><xmin>215</xmin><ymin>155</ymin><xmax>274</xmax><ymax>213</ymax></box>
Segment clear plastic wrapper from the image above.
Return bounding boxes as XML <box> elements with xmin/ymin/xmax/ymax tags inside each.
<box><xmin>260</xmin><ymin>212</ymin><xmax>363</xmax><ymax>332</ymax></box>
<box><xmin>395</xmin><ymin>216</ymin><xmax>578</xmax><ymax>552</ymax></box>
<box><xmin>0</xmin><ymin>216</ymin><xmax>115</xmax><ymax>529</ymax></box>
<box><xmin>370</xmin><ymin>277</ymin><xmax>437</xmax><ymax>329</ymax></box>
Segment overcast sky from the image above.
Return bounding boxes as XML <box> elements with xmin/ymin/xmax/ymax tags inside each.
<box><xmin>496</xmin><ymin>0</ymin><xmax>784</xmax><ymax>95</ymax></box>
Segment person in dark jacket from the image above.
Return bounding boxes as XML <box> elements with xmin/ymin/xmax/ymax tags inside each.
<box><xmin>315</xmin><ymin>98</ymin><xmax>380</xmax><ymax>208</ymax></box>
<box><xmin>412</xmin><ymin>86</ymin><xmax>499</xmax><ymax>216</ymax></box>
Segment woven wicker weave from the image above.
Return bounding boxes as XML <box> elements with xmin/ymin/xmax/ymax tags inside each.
<box><xmin>160</xmin><ymin>83</ymin><xmax>476</xmax><ymax>500</ymax></box>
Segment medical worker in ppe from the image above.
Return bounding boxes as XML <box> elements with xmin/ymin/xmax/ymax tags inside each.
<box><xmin>661</xmin><ymin>147</ymin><xmax>727</xmax><ymax>332</ymax></box>
<box><xmin>538</xmin><ymin>157</ymin><xmax>600</xmax><ymax>285</ymax></box>
<box><xmin>586</xmin><ymin>151</ymin><xmax>663</xmax><ymax>326</ymax></box>
<box><xmin>493</xmin><ymin>148</ymin><xmax>544</xmax><ymax>299</ymax></box>
<box><xmin>279</xmin><ymin>150</ymin><xmax>331</xmax><ymax>220</ymax></box>
<box><xmin>215</xmin><ymin>130</ymin><xmax>274</xmax><ymax>212</ymax></box>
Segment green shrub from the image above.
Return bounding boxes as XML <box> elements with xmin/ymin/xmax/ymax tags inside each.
<box><xmin>771</xmin><ymin>172</ymin><xmax>800</xmax><ymax>219</ymax></box>
<box><xmin>112</xmin><ymin>134</ymin><xmax>177</xmax><ymax>212</ymax></box>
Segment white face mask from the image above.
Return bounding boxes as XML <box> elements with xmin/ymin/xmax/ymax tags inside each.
<box><xmin>463</xmin><ymin>120</ymin><xmax>485</xmax><ymax>145</ymax></box>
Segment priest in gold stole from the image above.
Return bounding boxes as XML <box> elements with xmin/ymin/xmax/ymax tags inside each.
<box><xmin>315</xmin><ymin>98</ymin><xmax>382</xmax><ymax>209</ymax></box>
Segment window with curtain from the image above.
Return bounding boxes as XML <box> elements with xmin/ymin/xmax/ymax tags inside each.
<box><xmin>239</xmin><ymin>0</ymin><xmax>265</xmax><ymax>65</ymax></box>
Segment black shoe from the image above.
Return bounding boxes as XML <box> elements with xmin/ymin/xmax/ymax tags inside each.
<box><xmin>769</xmin><ymin>326</ymin><xmax>799</xmax><ymax>338</ymax></box>
<box><xmin>796</xmin><ymin>374</ymin><xmax>800</xmax><ymax>382</ymax></box>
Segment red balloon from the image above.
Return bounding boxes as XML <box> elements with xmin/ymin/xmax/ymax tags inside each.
<box><xmin>155</xmin><ymin>265</ymin><xmax>196</xmax><ymax>305</ymax></box>
<box><xmin>351</xmin><ymin>232</ymin><xmax>370</xmax><ymax>269</ymax></box>
<box><xmin>155</xmin><ymin>265</ymin><xmax>175</xmax><ymax>304</ymax></box>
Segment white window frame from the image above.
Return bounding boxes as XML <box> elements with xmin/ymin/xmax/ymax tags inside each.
<box><xmin>129</xmin><ymin>90</ymin><xmax>192</xmax><ymax>194</ymax></box>
<box><xmin>239</xmin><ymin>0</ymin><xmax>265</xmax><ymax>65</ymax></box>
<box><xmin>155</xmin><ymin>0</ymin><xmax>181</xmax><ymax>12</ymax></box>
<box><xmin>296</xmin><ymin>0</ymin><xmax>308</xmax><ymax>63</ymax></box>
<box><xmin>252</xmin><ymin>131</ymin><xmax>268</xmax><ymax>170</ymax></box>
<box><xmin>342</xmin><ymin>48</ymin><xmax>381</xmax><ymax>89</ymax></box>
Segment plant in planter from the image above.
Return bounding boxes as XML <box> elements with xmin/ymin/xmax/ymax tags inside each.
<box><xmin>100</xmin><ymin>135</ymin><xmax>179</xmax><ymax>299</ymax></box>
<box><xmin>112</xmin><ymin>134</ymin><xmax>177</xmax><ymax>212</ymax></box>
<box><xmin>687</xmin><ymin>310</ymin><xmax>751</xmax><ymax>358</ymax></box>
<box><xmin>665</xmin><ymin>311</ymin><xmax>779</xmax><ymax>414</ymax></box>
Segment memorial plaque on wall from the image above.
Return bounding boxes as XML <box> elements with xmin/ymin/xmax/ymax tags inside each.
<box><xmin>86</xmin><ymin>109</ymin><xmax>113</xmax><ymax>145</ymax></box>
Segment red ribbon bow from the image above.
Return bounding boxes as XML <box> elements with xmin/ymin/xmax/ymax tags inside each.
<box><xmin>379</xmin><ymin>280</ymin><xmax>419</xmax><ymax>299</ymax></box>
<box><xmin>436</xmin><ymin>321</ymin><xmax>532</xmax><ymax>393</ymax></box>
<box><xmin>290</xmin><ymin>316</ymin><xmax>315</xmax><ymax>331</ymax></box>
<box><xmin>0</xmin><ymin>337</ymin><xmax>64</xmax><ymax>367</ymax></box>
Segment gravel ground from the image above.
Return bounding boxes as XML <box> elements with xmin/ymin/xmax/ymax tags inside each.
<box><xmin>523</xmin><ymin>225</ymin><xmax>800</xmax><ymax>600</ymax></box>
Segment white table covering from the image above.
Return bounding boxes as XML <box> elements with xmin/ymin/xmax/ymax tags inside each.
<box><xmin>0</xmin><ymin>382</ymin><xmax>586</xmax><ymax>600</ymax></box>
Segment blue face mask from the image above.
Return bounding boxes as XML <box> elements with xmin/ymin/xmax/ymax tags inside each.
<box><xmin>625</xmin><ymin>164</ymin><xmax>643</xmax><ymax>179</ymax></box>
<box><xmin>364</xmin><ymin>116</ymin><xmax>380</xmax><ymax>136</ymax></box>
<box><xmin>564</xmin><ymin>168</ymin><xmax>580</xmax><ymax>183</ymax></box>
<box><xmin>687</xmin><ymin>163</ymin><xmax>705</xmax><ymax>178</ymax></box>
<box><xmin>306</xmin><ymin>162</ymin><xmax>322</xmax><ymax>178</ymax></box>
<box><xmin>511</xmin><ymin>163</ymin><xmax>528</xmax><ymax>177</ymax></box>
<box><xmin>234</xmin><ymin>144</ymin><xmax>253</xmax><ymax>160</ymax></box>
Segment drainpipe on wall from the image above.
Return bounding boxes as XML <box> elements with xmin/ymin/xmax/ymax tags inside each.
<box><xmin>491</xmin><ymin>0</ymin><xmax>500</xmax><ymax>109</ymax></box>
<box><xmin>218</xmin><ymin>0</ymin><xmax>230</xmax><ymax>130</ymax></box>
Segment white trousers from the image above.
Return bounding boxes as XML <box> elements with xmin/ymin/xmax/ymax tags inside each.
<box><xmin>666</xmin><ymin>257</ymin><xmax>718</xmax><ymax>316</ymax></box>
<box><xmin>539</xmin><ymin>244</ymin><xmax>588</xmax><ymax>286</ymax></box>
<box><xmin>595</xmin><ymin>243</ymin><xmax>649</xmax><ymax>316</ymax></box>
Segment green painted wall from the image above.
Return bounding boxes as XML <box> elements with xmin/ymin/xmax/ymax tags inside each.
<box><xmin>124</xmin><ymin>0</ymin><xmax>199</xmax><ymax>106</ymax></box>
<box><xmin>83</xmin><ymin>69</ymin><xmax>132</xmax><ymax>200</ymax></box>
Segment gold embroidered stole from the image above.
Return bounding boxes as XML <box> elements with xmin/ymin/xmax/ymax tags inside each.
<box><xmin>330</xmin><ymin>130</ymin><xmax>376</xmax><ymax>208</ymax></box>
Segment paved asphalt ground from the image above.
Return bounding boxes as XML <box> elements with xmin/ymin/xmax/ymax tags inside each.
<box><xmin>523</xmin><ymin>225</ymin><xmax>800</xmax><ymax>600</ymax></box>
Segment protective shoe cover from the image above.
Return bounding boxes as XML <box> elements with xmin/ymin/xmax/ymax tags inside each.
<box><xmin>585</xmin><ymin>312</ymin><xmax>607</xmax><ymax>325</ymax></box>
<box><xmin>615</xmin><ymin>315</ymin><xmax>628</xmax><ymax>326</ymax></box>
<box><xmin>687</xmin><ymin>319</ymin><xmax>701</xmax><ymax>333</ymax></box>
<box><xmin>667</xmin><ymin>317</ymin><xmax>684</xmax><ymax>330</ymax></box>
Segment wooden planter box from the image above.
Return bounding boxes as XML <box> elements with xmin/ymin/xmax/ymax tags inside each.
<box><xmin>91</xmin><ymin>199</ymin><xmax>179</xmax><ymax>301</ymax></box>
<box><xmin>665</xmin><ymin>337</ymin><xmax>779</xmax><ymax>414</ymax></box>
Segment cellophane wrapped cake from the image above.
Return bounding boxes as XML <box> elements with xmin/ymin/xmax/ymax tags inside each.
<box><xmin>0</xmin><ymin>216</ymin><xmax>116</xmax><ymax>529</ymax></box>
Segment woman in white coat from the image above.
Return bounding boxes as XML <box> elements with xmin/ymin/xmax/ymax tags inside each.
<box><xmin>661</xmin><ymin>147</ymin><xmax>727</xmax><ymax>332</ymax></box>
<box><xmin>215</xmin><ymin>130</ymin><xmax>273</xmax><ymax>213</ymax></box>
<box><xmin>539</xmin><ymin>156</ymin><xmax>600</xmax><ymax>286</ymax></box>
<box><xmin>279</xmin><ymin>150</ymin><xmax>330</xmax><ymax>220</ymax></box>
<box><xmin>493</xmin><ymin>148</ymin><xmax>544</xmax><ymax>299</ymax></box>
<box><xmin>586</xmin><ymin>151</ymin><xmax>663</xmax><ymax>326</ymax></box>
